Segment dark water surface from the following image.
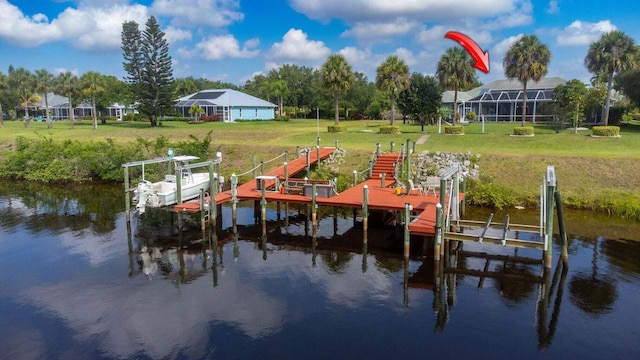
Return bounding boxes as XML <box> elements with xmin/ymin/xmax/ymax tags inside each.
<box><xmin>1</xmin><ymin>182</ymin><xmax>640</xmax><ymax>359</ymax></box>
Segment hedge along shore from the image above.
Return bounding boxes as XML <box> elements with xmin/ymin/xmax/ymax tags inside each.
<box><xmin>0</xmin><ymin>119</ymin><xmax>639</xmax><ymax>221</ymax></box>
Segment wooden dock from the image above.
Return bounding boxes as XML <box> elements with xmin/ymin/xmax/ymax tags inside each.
<box><xmin>174</xmin><ymin>149</ymin><xmax>453</xmax><ymax>236</ymax></box>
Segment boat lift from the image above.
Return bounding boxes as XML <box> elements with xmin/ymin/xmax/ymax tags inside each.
<box><xmin>437</xmin><ymin>166</ymin><xmax>568</xmax><ymax>269</ymax></box>
<box><xmin>122</xmin><ymin>151</ymin><xmax>223</xmax><ymax>223</ymax></box>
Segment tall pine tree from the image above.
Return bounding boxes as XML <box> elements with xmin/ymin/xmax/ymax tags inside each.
<box><xmin>121</xmin><ymin>20</ymin><xmax>142</xmax><ymax>105</ymax></box>
<box><xmin>121</xmin><ymin>16</ymin><xmax>175</xmax><ymax>127</ymax></box>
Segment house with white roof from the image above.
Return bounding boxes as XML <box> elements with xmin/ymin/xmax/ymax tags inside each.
<box><xmin>176</xmin><ymin>89</ymin><xmax>276</xmax><ymax>122</ymax></box>
<box><xmin>442</xmin><ymin>77</ymin><xmax>567</xmax><ymax>122</ymax></box>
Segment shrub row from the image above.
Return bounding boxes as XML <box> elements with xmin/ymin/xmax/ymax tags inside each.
<box><xmin>513</xmin><ymin>126</ymin><xmax>535</xmax><ymax>136</ymax></box>
<box><xmin>0</xmin><ymin>133</ymin><xmax>214</xmax><ymax>183</ymax></box>
<box><xmin>379</xmin><ymin>125</ymin><xmax>399</xmax><ymax>134</ymax></box>
<box><xmin>327</xmin><ymin>125</ymin><xmax>347</xmax><ymax>133</ymax></box>
<box><xmin>444</xmin><ymin>126</ymin><xmax>464</xmax><ymax>135</ymax></box>
<box><xmin>592</xmin><ymin>126</ymin><xmax>620</xmax><ymax>137</ymax></box>
<box><xmin>199</xmin><ymin>114</ymin><xmax>220</xmax><ymax>122</ymax></box>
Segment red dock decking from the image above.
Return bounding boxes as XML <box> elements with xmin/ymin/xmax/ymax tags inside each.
<box><xmin>174</xmin><ymin>148</ymin><xmax>460</xmax><ymax>236</ymax></box>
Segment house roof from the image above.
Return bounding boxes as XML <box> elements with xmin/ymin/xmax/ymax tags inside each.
<box><xmin>442</xmin><ymin>77</ymin><xmax>567</xmax><ymax>104</ymax></box>
<box><xmin>35</xmin><ymin>92</ymin><xmax>70</xmax><ymax>108</ymax></box>
<box><xmin>177</xmin><ymin>89</ymin><xmax>276</xmax><ymax>108</ymax></box>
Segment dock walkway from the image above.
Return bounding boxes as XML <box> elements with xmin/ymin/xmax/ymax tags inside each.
<box><xmin>175</xmin><ymin>149</ymin><xmax>454</xmax><ymax>236</ymax></box>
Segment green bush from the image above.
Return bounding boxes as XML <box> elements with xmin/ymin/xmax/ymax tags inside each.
<box><xmin>444</xmin><ymin>126</ymin><xmax>464</xmax><ymax>135</ymax></box>
<box><xmin>513</xmin><ymin>126</ymin><xmax>535</xmax><ymax>136</ymax></box>
<box><xmin>328</xmin><ymin>125</ymin><xmax>347</xmax><ymax>133</ymax></box>
<box><xmin>379</xmin><ymin>125</ymin><xmax>400</xmax><ymax>134</ymax></box>
<box><xmin>465</xmin><ymin>176</ymin><xmax>519</xmax><ymax>209</ymax></box>
<box><xmin>274</xmin><ymin>115</ymin><xmax>290</xmax><ymax>121</ymax></box>
<box><xmin>122</xmin><ymin>114</ymin><xmax>137</xmax><ymax>121</ymax></box>
<box><xmin>0</xmin><ymin>133</ymin><xmax>216</xmax><ymax>182</ymax></box>
<box><xmin>592</xmin><ymin>126</ymin><xmax>620</xmax><ymax>137</ymax></box>
<box><xmin>466</xmin><ymin>111</ymin><xmax>476</xmax><ymax>121</ymax></box>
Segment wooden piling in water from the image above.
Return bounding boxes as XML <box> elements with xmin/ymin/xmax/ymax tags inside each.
<box><xmin>555</xmin><ymin>190</ymin><xmax>569</xmax><ymax>264</ymax></box>
<box><xmin>231</xmin><ymin>173</ymin><xmax>238</xmax><ymax>224</ymax></box>
<box><xmin>404</xmin><ymin>203</ymin><xmax>412</xmax><ymax>258</ymax></box>
<box><xmin>261</xmin><ymin>184</ymin><xmax>267</xmax><ymax>231</ymax></box>
<box><xmin>311</xmin><ymin>183</ymin><xmax>317</xmax><ymax>229</ymax></box>
<box><xmin>435</xmin><ymin>203</ymin><xmax>443</xmax><ymax>261</ymax></box>
<box><xmin>544</xmin><ymin>166</ymin><xmax>557</xmax><ymax>269</ymax></box>
<box><xmin>362</xmin><ymin>185</ymin><xmax>369</xmax><ymax>234</ymax></box>
<box><xmin>123</xmin><ymin>166</ymin><xmax>131</xmax><ymax>223</ymax></box>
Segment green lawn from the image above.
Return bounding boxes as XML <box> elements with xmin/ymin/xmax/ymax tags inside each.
<box><xmin>2</xmin><ymin>118</ymin><xmax>639</xmax><ymax>219</ymax></box>
<box><xmin>3</xmin><ymin>118</ymin><xmax>638</xmax><ymax>158</ymax></box>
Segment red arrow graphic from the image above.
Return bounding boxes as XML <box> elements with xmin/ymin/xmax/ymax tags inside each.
<box><xmin>444</xmin><ymin>31</ymin><xmax>490</xmax><ymax>73</ymax></box>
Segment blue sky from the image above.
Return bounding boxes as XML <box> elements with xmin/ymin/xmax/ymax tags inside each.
<box><xmin>1</xmin><ymin>0</ymin><xmax>639</xmax><ymax>86</ymax></box>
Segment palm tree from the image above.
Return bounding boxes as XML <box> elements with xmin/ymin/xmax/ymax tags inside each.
<box><xmin>585</xmin><ymin>30</ymin><xmax>636</xmax><ymax>126</ymax></box>
<box><xmin>320</xmin><ymin>54</ymin><xmax>355</xmax><ymax>125</ymax></box>
<box><xmin>54</xmin><ymin>71</ymin><xmax>79</xmax><ymax>129</ymax></box>
<box><xmin>174</xmin><ymin>77</ymin><xmax>198</xmax><ymax>97</ymax></box>
<box><xmin>9</xmin><ymin>67</ymin><xmax>39</xmax><ymax>128</ymax></box>
<box><xmin>80</xmin><ymin>71</ymin><xmax>107</xmax><ymax>130</ymax></box>
<box><xmin>268</xmin><ymin>79</ymin><xmax>288</xmax><ymax>117</ymax></box>
<box><xmin>188</xmin><ymin>104</ymin><xmax>204</xmax><ymax>120</ymax></box>
<box><xmin>436</xmin><ymin>47</ymin><xmax>475</xmax><ymax>123</ymax></box>
<box><xmin>35</xmin><ymin>69</ymin><xmax>54</xmax><ymax>128</ymax></box>
<box><xmin>376</xmin><ymin>55</ymin><xmax>410</xmax><ymax>126</ymax></box>
<box><xmin>503</xmin><ymin>35</ymin><xmax>551</xmax><ymax>126</ymax></box>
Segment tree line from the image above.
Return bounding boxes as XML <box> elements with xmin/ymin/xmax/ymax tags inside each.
<box><xmin>1</xmin><ymin>21</ymin><xmax>638</xmax><ymax>129</ymax></box>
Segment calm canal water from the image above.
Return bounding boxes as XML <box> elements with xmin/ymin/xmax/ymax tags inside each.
<box><xmin>1</xmin><ymin>182</ymin><xmax>639</xmax><ymax>359</ymax></box>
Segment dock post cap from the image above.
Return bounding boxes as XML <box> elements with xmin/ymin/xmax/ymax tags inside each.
<box><xmin>364</xmin><ymin>184</ymin><xmax>368</xmax><ymax>189</ymax></box>
<box><xmin>436</xmin><ymin>203</ymin><xmax>442</xmax><ymax>208</ymax></box>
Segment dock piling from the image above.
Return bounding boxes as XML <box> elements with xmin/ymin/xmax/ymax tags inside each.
<box><xmin>312</xmin><ymin>183</ymin><xmax>317</xmax><ymax>229</ymax></box>
<box><xmin>404</xmin><ymin>203</ymin><xmax>412</xmax><ymax>258</ymax></box>
<box><xmin>123</xmin><ymin>166</ymin><xmax>131</xmax><ymax>223</ymax></box>
<box><xmin>362</xmin><ymin>185</ymin><xmax>369</xmax><ymax>234</ymax></box>
<box><xmin>555</xmin><ymin>190</ymin><xmax>569</xmax><ymax>264</ymax></box>
<box><xmin>544</xmin><ymin>166</ymin><xmax>557</xmax><ymax>269</ymax></box>
<box><xmin>435</xmin><ymin>203</ymin><xmax>443</xmax><ymax>261</ymax></box>
<box><xmin>231</xmin><ymin>173</ymin><xmax>238</xmax><ymax>224</ymax></box>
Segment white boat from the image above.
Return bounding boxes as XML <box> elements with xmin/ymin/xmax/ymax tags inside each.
<box><xmin>134</xmin><ymin>155</ymin><xmax>211</xmax><ymax>213</ymax></box>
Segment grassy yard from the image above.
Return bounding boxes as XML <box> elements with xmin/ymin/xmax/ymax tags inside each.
<box><xmin>1</xmin><ymin>118</ymin><xmax>639</xmax><ymax>218</ymax></box>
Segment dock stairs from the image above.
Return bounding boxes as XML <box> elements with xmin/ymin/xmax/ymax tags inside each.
<box><xmin>371</xmin><ymin>153</ymin><xmax>403</xmax><ymax>180</ymax></box>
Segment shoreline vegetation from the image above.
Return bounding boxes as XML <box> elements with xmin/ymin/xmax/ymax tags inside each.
<box><xmin>1</xmin><ymin>119</ymin><xmax>639</xmax><ymax>221</ymax></box>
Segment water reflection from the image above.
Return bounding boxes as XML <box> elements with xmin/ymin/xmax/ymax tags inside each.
<box><xmin>569</xmin><ymin>237</ymin><xmax>618</xmax><ymax>316</ymax></box>
<box><xmin>2</xmin><ymin>182</ymin><xmax>640</xmax><ymax>359</ymax></box>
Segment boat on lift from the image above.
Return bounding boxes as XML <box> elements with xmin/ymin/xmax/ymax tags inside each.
<box><xmin>133</xmin><ymin>155</ymin><xmax>211</xmax><ymax>213</ymax></box>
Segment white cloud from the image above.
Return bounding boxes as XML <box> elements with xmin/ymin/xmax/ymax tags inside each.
<box><xmin>290</xmin><ymin>0</ymin><xmax>519</xmax><ymax>23</ymax></box>
<box><xmin>492</xmin><ymin>34</ymin><xmax>524</xmax><ymax>56</ymax></box>
<box><xmin>556</xmin><ymin>20</ymin><xmax>617</xmax><ymax>46</ymax></box>
<box><xmin>547</xmin><ymin>0</ymin><xmax>559</xmax><ymax>14</ymax></box>
<box><xmin>393</xmin><ymin>47</ymin><xmax>418</xmax><ymax>66</ymax></box>
<box><xmin>416</xmin><ymin>25</ymin><xmax>447</xmax><ymax>44</ymax></box>
<box><xmin>267</xmin><ymin>28</ymin><xmax>331</xmax><ymax>63</ymax></box>
<box><xmin>487</xmin><ymin>34</ymin><xmax>524</xmax><ymax>77</ymax></box>
<box><xmin>338</xmin><ymin>47</ymin><xmax>371</xmax><ymax>66</ymax></box>
<box><xmin>337</xmin><ymin>46</ymin><xmax>382</xmax><ymax>76</ymax></box>
<box><xmin>341</xmin><ymin>18</ymin><xmax>419</xmax><ymax>41</ymax></box>
<box><xmin>188</xmin><ymin>34</ymin><xmax>260</xmax><ymax>61</ymax></box>
<box><xmin>150</xmin><ymin>0</ymin><xmax>244</xmax><ymax>27</ymax></box>
<box><xmin>481</xmin><ymin>0</ymin><xmax>532</xmax><ymax>30</ymax></box>
<box><xmin>164</xmin><ymin>26</ymin><xmax>192</xmax><ymax>44</ymax></box>
<box><xmin>0</xmin><ymin>1</ymin><xmax>148</xmax><ymax>50</ymax></box>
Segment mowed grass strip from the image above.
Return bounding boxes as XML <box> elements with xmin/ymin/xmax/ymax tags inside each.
<box><xmin>1</xmin><ymin>118</ymin><xmax>639</xmax><ymax>217</ymax></box>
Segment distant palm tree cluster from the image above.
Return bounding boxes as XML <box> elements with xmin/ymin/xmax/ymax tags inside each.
<box><xmin>1</xmin><ymin>29</ymin><xmax>636</xmax><ymax>129</ymax></box>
